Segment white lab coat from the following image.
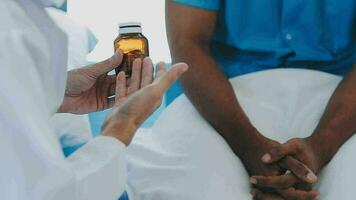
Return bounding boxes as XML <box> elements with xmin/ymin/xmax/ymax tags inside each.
<box><xmin>0</xmin><ymin>0</ymin><xmax>127</xmax><ymax>200</ymax></box>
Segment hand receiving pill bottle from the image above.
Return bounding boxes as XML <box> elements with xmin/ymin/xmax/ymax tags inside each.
<box><xmin>114</xmin><ymin>22</ymin><xmax>149</xmax><ymax>77</ymax></box>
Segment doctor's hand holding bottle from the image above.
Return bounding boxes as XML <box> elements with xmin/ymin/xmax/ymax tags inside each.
<box><xmin>58</xmin><ymin>50</ymin><xmax>188</xmax><ymax>145</ymax></box>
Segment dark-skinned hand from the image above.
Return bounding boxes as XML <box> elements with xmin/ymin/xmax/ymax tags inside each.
<box><xmin>250</xmin><ymin>137</ymin><xmax>323</xmax><ymax>200</ymax></box>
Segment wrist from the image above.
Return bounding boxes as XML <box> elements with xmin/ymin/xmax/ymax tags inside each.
<box><xmin>57</xmin><ymin>97</ymin><xmax>77</xmax><ymax>114</ymax></box>
<box><xmin>306</xmin><ymin>132</ymin><xmax>339</xmax><ymax>169</ymax></box>
<box><xmin>229</xmin><ymin>127</ymin><xmax>272</xmax><ymax>160</ymax></box>
<box><xmin>101</xmin><ymin>108</ymin><xmax>139</xmax><ymax>146</ymax></box>
<box><xmin>57</xmin><ymin>102</ymin><xmax>68</xmax><ymax>113</ymax></box>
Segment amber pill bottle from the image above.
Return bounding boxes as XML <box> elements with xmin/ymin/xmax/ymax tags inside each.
<box><xmin>114</xmin><ymin>22</ymin><xmax>149</xmax><ymax>77</ymax></box>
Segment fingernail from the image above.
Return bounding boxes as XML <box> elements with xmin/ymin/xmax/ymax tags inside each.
<box><xmin>250</xmin><ymin>178</ymin><xmax>257</xmax><ymax>184</ymax></box>
<box><xmin>133</xmin><ymin>58</ymin><xmax>142</xmax><ymax>64</ymax></box>
<box><xmin>176</xmin><ymin>63</ymin><xmax>188</xmax><ymax>72</ymax></box>
<box><xmin>143</xmin><ymin>57</ymin><xmax>151</xmax><ymax>62</ymax></box>
<box><xmin>118</xmin><ymin>71</ymin><xmax>125</xmax><ymax>77</ymax></box>
<box><xmin>307</xmin><ymin>172</ymin><xmax>317</xmax><ymax>182</ymax></box>
<box><xmin>261</xmin><ymin>153</ymin><xmax>271</xmax><ymax>162</ymax></box>
<box><xmin>181</xmin><ymin>63</ymin><xmax>189</xmax><ymax>71</ymax></box>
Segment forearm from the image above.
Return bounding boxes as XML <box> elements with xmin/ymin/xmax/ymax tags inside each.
<box><xmin>171</xmin><ymin>41</ymin><xmax>263</xmax><ymax>156</ymax></box>
<box><xmin>309</xmin><ymin>64</ymin><xmax>356</xmax><ymax>165</ymax></box>
<box><xmin>166</xmin><ymin>1</ymin><xmax>267</xmax><ymax>158</ymax></box>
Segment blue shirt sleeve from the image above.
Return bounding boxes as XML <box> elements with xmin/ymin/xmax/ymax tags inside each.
<box><xmin>173</xmin><ymin>0</ymin><xmax>220</xmax><ymax>11</ymax></box>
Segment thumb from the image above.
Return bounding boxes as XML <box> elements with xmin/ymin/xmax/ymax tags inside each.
<box><xmin>87</xmin><ymin>50</ymin><xmax>124</xmax><ymax>77</ymax></box>
<box><xmin>261</xmin><ymin>141</ymin><xmax>296</xmax><ymax>164</ymax></box>
<box><xmin>156</xmin><ymin>62</ymin><xmax>189</xmax><ymax>92</ymax></box>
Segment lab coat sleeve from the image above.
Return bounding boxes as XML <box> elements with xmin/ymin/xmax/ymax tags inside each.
<box><xmin>0</xmin><ymin>9</ymin><xmax>127</xmax><ymax>200</ymax></box>
<box><xmin>0</xmin><ymin>98</ymin><xmax>127</xmax><ymax>200</ymax></box>
<box><xmin>0</xmin><ymin>109</ymin><xmax>127</xmax><ymax>200</ymax></box>
<box><xmin>67</xmin><ymin>136</ymin><xmax>127</xmax><ymax>200</ymax></box>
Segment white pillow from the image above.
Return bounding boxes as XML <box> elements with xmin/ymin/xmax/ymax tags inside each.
<box><xmin>47</xmin><ymin>7</ymin><xmax>97</xmax><ymax>146</ymax></box>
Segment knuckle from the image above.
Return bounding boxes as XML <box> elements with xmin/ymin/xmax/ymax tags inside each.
<box><xmin>269</xmin><ymin>147</ymin><xmax>281</xmax><ymax>158</ymax></box>
<box><xmin>295</xmin><ymin>142</ymin><xmax>304</xmax><ymax>151</ymax></box>
<box><xmin>290</xmin><ymin>138</ymin><xmax>304</xmax><ymax>151</ymax></box>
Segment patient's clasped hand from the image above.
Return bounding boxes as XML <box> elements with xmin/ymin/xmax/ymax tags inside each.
<box><xmin>247</xmin><ymin>67</ymin><xmax>356</xmax><ymax>200</ymax></box>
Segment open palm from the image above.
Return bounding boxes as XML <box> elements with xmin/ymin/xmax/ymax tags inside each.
<box><xmin>102</xmin><ymin>62</ymin><xmax>189</xmax><ymax>145</ymax></box>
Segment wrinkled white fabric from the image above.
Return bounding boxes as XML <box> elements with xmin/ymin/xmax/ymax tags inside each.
<box><xmin>33</xmin><ymin>0</ymin><xmax>66</xmax><ymax>8</ymax></box>
<box><xmin>126</xmin><ymin>69</ymin><xmax>356</xmax><ymax>200</ymax></box>
<box><xmin>0</xmin><ymin>1</ymin><xmax>127</xmax><ymax>200</ymax></box>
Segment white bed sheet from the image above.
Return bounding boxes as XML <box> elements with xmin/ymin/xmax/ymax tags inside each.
<box><xmin>126</xmin><ymin>69</ymin><xmax>356</xmax><ymax>200</ymax></box>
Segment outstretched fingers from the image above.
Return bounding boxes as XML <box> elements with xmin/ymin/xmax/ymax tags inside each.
<box><xmin>114</xmin><ymin>71</ymin><xmax>127</xmax><ymax>106</ymax></box>
<box><xmin>140</xmin><ymin>57</ymin><xmax>154</xmax><ymax>87</ymax></box>
<box><xmin>154</xmin><ymin>62</ymin><xmax>189</xmax><ymax>93</ymax></box>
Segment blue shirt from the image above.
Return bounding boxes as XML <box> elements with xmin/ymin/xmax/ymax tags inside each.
<box><xmin>173</xmin><ymin>0</ymin><xmax>356</xmax><ymax>77</ymax></box>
